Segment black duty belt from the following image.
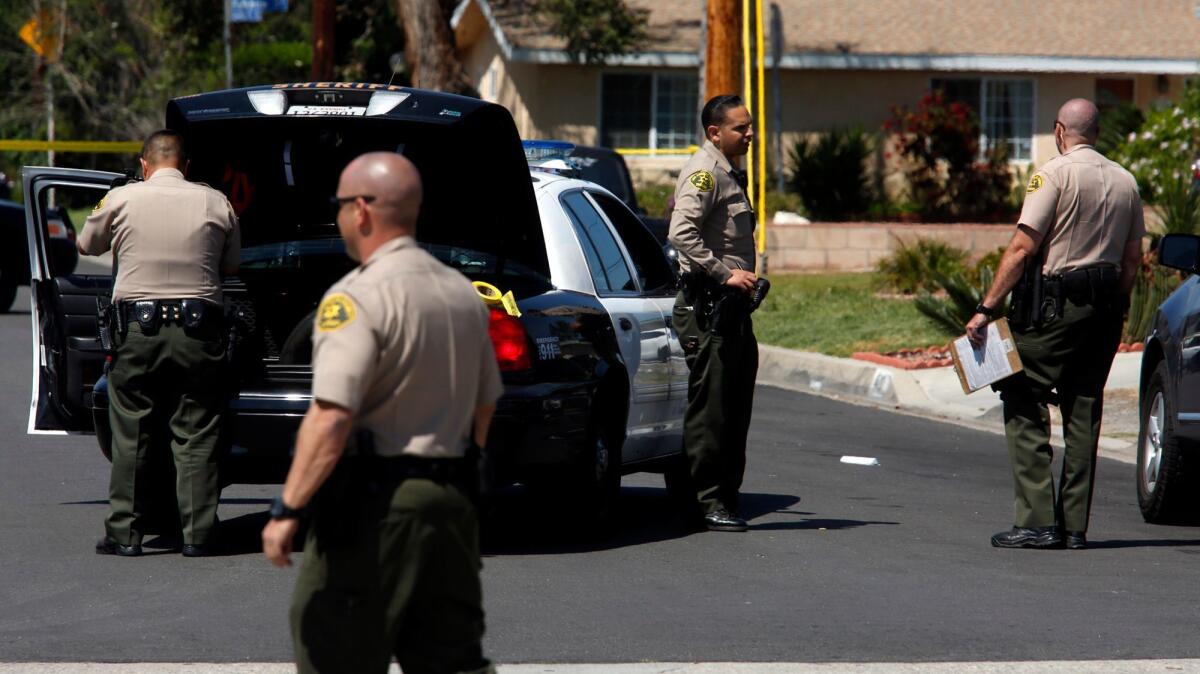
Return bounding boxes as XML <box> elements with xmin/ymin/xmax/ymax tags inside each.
<box><xmin>1044</xmin><ymin>266</ymin><xmax>1119</xmax><ymax>305</ymax></box>
<box><xmin>121</xmin><ymin>298</ymin><xmax>222</xmax><ymax>332</ymax></box>
<box><xmin>368</xmin><ymin>455</ymin><xmax>474</xmax><ymax>484</ymax></box>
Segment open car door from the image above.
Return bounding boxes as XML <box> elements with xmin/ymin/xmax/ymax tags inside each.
<box><xmin>24</xmin><ymin>167</ymin><xmax>122</xmax><ymax>434</ymax></box>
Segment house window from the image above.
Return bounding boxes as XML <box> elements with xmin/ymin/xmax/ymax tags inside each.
<box><xmin>932</xmin><ymin>77</ymin><xmax>1035</xmax><ymax>161</ymax></box>
<box><xmin>600</xmin><ymin>72</ymin><xmax>699</xmax><ymax>152</ymax></box>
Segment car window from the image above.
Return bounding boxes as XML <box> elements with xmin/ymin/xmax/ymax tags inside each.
<box><xmin>571</xmin><ymin>149</ymin><xmax>632</xmax><ymax>205</ymax></box>
<box><xmin>588</xmin><ymin>191</ymin><xmax>675</xmax><ymax>294</ymax></box>
<box><xmin>561</xmin><ymin>191</ymin><xmax>636</xmax><ymax>293</ymax></box>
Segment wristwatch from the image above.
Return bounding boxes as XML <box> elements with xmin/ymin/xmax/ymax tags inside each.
<box><xmin>269</xmin><ymin>495</ymin><xmax>306</xmax><ymax>520</ymax></box>
<box><xmin>974</xmin><ymin>303</ymin><xmax>996</xmax><ymax>318</ymax></box>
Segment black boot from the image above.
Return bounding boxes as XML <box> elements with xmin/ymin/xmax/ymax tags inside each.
<box><xmin>990</xmin><ymin>526</ymin><xmax>1063</xmax><ymax>549</ymax></box>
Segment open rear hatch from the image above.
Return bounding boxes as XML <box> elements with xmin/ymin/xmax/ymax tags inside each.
<box><xmin>167</xmin><ymin>84</ymin><xmax>551</xmax><ymax>392</ymax></box>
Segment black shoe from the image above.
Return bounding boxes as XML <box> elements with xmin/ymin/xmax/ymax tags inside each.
<box><xmin>95</xmin><ymin>537</ymin><xmax>142</xmax><ymax>557</ymax></box>
<box><xmin>1066</xmin><ymin>531</ymin><xmax>1087</xmax><ymax>549</ymax></box>
<box><xmin>181</xmin><ymin>544</ymin><xmax>211</xmax><ymax>558</ymax></box>
<box><xmin>990</xmin><ymin>526</ymin><xmax>1063</xmax><ymax>549</ymax></box>
<box><xmin>703</xmin><ymin>509</ymin><xmax>748</xmax><ymax>532</ymax></box>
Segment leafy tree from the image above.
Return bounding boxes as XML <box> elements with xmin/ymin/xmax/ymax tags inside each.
<box><xmin>536</xmin><ymin>0</ymin><xmax>648</xmax><ymax>64</ymax></box>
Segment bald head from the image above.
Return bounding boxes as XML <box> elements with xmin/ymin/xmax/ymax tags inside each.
<box><xmin>335</xmin><ymin>152</ymin><xmax>423</xmax><ymax>262</ymax></box>
<box><xmin>140</xmin><ymin>129</ymin><xmax>186</xmax><ymax>176</ymax></box>
<box><xmin>1056</xmin><ymin>98</ymin><xmax>1100</xmax><ymax>145</ymax></box>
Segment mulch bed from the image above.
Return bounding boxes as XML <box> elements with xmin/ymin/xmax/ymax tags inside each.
<box><xmin>852</xmin><ymin>342</ymin><xmax>1144</xmax><ymax>370</ymax></box>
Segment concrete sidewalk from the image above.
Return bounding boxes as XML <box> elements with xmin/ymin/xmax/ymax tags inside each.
<box><xmin>758</xmin><ymin>345</ymin><xmax>1143</xmax><ymax>464</ymax></box>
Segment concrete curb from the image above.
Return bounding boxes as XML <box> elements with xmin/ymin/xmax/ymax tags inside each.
<box><xmin>757</xmin><ymin>344</ymin><xmax>1139</xmax><ymax>465</ymax></box>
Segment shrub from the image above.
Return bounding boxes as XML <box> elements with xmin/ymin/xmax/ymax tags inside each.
<box><xmin>1124</xmin><ymin>256</ymin><xmax>1182</xmax><ymax>343</ymax></box>
<box><xmin>875</xmin><ymin>237</ymin><xmax>968</xmax><ymax>294</ymax></box>
<box><xmin>1096</xmin><ymin>103</ymin><xmax>1145</xmax><ymax>157</ymax></box>
<box><xmin>915</xmin><ymin>266</ymin><xmax>1010</xmax><ymax>337</ymax></box>
<box><xmin>1111</xmin><ymin>80</ymin><xmax>1200</xmax><ymax>205</ymax></box>
<box><xmin>884</xmin><ymin>90</ymin><xmax>1013</xmax><ymax>221</ymax></box>
<box><xmin>1153</xmin><ymin>173</ymin><xmax>1200</xmax><ymax>236</ymax></box>
<box><xmin>787</xmin><ymin>128</ymin><xmax>873</xmax><ymax>221</ymax></box>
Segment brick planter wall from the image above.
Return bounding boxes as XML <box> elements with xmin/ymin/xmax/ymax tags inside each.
<box><xmin>765</xmin><ymin>222</ymin><xmax>1015</xmax><ymax>272</ymax></box>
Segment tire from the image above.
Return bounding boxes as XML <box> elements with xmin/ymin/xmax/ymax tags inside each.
<box><xmin>570</xmin><ymin>398</ymin><xmax>624</xmax><ymax>532</ymax></box>
<box><xmin>278</xmin><ymin>309</ymin><xmax>316</xmax><ymax>364</ymax></box>
<box><xmin>1137</xmin><ymin>360</ymin><xmax>1200</xmax><ymax>523</ymax></box>
<box><xmin>662</xmin><ymin>446</ymin><xmax>696</xmax><ymax>514</ymax></box>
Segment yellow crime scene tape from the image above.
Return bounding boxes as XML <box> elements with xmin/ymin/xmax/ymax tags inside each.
<box><xmin>472</xmin><ymin>281</ymin><xmax>521</xmax><ymax>318</ymax></box>
<box><xmin>0</xmin><ymin>140</ymin><xmax>141</xmax><ymax>153</ymax></box>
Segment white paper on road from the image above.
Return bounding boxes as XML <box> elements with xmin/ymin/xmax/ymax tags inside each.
<box><xmin>952</xmin><ymin>319</ymin><xmax>1020</xmax><ymax>393</ymax></box>
<box><xmin>840</xmin><ymin>456</ymin><xmax>880</xmax><ymax>466</ymax></box>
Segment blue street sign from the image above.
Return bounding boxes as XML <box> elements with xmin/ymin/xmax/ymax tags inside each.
<box><xmin>264</xmin><ymin>0</ymin><xmax>288</xmax><ymax>11</ymax></box>
<box><xmin>231</xmin><ymin>0</ymin><xmax>264</xmax><ymax>23</ymax></box>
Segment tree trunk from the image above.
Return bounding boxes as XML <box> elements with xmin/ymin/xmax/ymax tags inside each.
<box><xmin>311</xmin><ymin>0</ymin><xmax>336</xmax><ymax>81</ymax></box>
<box><xmin>705</xmin><ymin>0</ymin><xmax>741</xmax><ymax>101</ymax></box>
<box><xmin>395</xmin><ymin>0</ymin><xmax>478</xmax><ymax>97</ymax></box>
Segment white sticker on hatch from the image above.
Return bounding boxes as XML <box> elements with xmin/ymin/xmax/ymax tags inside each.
<box><xmin>286</xmin><ymin>105</ymin><xmax>366</xmax><ymax>117</ymax></box>
<box><xmin>536</xmin><ymin>336</ymin><xmax>561</xmax><ymax>360</ymax></box>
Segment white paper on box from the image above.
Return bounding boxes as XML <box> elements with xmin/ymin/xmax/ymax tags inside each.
<box><xmin>952</xmin><ymin>321</ymin><xmax>1017</xmax><ymax>392</ymax></box>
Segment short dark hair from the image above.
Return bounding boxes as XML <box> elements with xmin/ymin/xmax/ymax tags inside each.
<box><xmin>141</xmin><ymin>129</ymin><xmax>186</xmax><ymax>166</ymax></box>
<box><xmin>701</xmin><ymin>94</ymin><xmax>744</xmax><ymax>129</ymax></box>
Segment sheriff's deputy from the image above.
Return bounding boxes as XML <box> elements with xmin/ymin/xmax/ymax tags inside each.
<box><xmin>82</xmin><ymin>129</ymin><xmax>240</xmax><ymax>558</ymax></box>
<box><xmin>967</xmin><ymin>98</ymin><xmax>1144</xmax><ymax>550</ymax></box>
<box><xmin>261</xmin><ymin>152</ymin><xmax>502</xmax><ymax>674</ymax></box>
<box><xmin>668</xmin><ymin>94</ymin><xmax>759</xmax><ymax>532</ymax></box>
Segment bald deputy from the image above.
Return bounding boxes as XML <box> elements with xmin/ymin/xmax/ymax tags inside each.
<box><xmin>966</xmin><ymin>98</ymin><xmax>1144</xmax><ymax>551</ymax></box>
<box><xmin>82</xmin><ymin>128</ymin><xmax>240</xmax><ymax>558</ymax></box>
<box><xmin>668</xmin><ymin>94</ymin><xmax>760</xmax><ymax>533</ymax></box>
<box><xmin>262</xmin><ymin>152</ymin><xmax>502</xmax><ymax>674</ymax></box>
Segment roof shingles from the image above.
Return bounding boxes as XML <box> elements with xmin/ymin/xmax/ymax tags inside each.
<box><xmin>481</xmin><ymin>0</ymin><xmax>1200</xmax><ymax>61</ymax></box>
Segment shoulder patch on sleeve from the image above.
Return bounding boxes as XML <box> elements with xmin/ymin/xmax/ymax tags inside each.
<box><xmin>688</xmin><ymin>170</ymin><xmax>715</xmax><ymax>193</ymax></box>
<box><xmin>316</xmin><ymin>293</ymin><xmax>357</xmax><ymax>332</ymax></box>
<box><xmin>91</xmin><ymin>197</ymin><xmax>105</xmax><ymax>213</ymax></box>
<box><xmin>1026</xmin><ymin>173</ymin><xmax>1045</xmax><ymax>194</ymax></box>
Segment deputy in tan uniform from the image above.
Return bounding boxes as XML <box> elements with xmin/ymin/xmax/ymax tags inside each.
<box><xmin>261</xmin><ymin>152</ymin><xmax>502</xmax><ymax>674</ymax></box>
<box><xmin>668</xmin><ymin>94</ymin><xmax>759</xmax><ymax>532</ymax></box>
<box><xmin>966</xmin><ymin>98</ymin><xmax>1144</xmax><ymax>550</ymax></box>
<box><xmin>83</xmin><ymin>129</ymin><xmax>240</xmax><ymax>558</ymax></box>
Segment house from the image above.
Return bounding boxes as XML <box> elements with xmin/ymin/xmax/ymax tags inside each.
<box><xmin>452</xmin><ymin>0</ymin><xmax>1200</xmax><ymax>185</ymax></box>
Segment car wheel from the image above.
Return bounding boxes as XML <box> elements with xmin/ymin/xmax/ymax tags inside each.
<box><xmin>278</xmin><ymin>309</ymin><xmax>316</xmax><ymax>364</ymax></box>
<box><xmin>572</xmin><ymin>403</ymin><xmax>624</xmax><ymax>532</ymax></box>
<box><xmin>1138</xmin><ymin>360</ymin><xmax>1200</xmax><ymax>523</ymax></box>
<box><xmin>662</xmin><ymin>447</ymin><xmax>696</xmax><ymax>513</ymax></box>
<box><xmin>0</xmin><ymin>270</ymin><xmax>16</xmax><ymax>313</ymax></box>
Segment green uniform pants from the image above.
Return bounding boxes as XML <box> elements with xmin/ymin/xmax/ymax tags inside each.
<box><xmin>672</xmin><ymin>290</ymin><xmax>759</xmax><ymax>515</ymax></box>
<box><xmin>106</xmin><ymin>321</ymin><xmax>226</xmax><ymax>546</ymax></box>
<box><xmin>999</xmin><ymin>298</ymin><xmax>1122</xmax><ymax>533</ymax></box>
<box><xmin>291</xmin><ymin>462</ymin><xmax>490</xmax><ymax>674</ymax></box>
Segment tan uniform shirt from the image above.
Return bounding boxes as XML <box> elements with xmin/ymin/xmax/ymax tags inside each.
<box><xmin>79</xmin><ymin>168</ymin><xmax>240</xmax><ymax>304</ymax></box>
<box><xmin>1018</xmin><ymin>144</ymin><xmax>1145</xmax><ymax>275</ymax></box>
<box><xmin>668</xmin><ymin>140</ymin><xmax>757</xmax><ymax>282</ymax></box>
<box><xmin>310</xmin><ymin>236</ymin><xmax>504</xmax><ymax>459</ymax></box>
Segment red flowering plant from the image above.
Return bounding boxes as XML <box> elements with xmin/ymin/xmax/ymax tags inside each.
<box><xmin>884</xmin><ymin>90</ymin><xmax>1013</xmax><ymax>222</ymax></box>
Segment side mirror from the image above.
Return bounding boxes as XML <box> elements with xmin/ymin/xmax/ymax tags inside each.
<box><xmin>1158</xmin><ymin>234</ymin><xmax>1200</xmax><ymax>273</ymax></box>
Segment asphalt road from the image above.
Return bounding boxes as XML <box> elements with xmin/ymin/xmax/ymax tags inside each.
<box><xmin>2</xmin><ymin>284</ymin><xmax>1200</xmax><ymax>665</ymax></box>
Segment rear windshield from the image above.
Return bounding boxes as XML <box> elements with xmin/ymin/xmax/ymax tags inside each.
<box><xmin>571</xmin><ymin>148</ymin><xmax>632</xmax><ymax>205</ymax></box>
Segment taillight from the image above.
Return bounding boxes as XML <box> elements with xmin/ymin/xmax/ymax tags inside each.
<box><xmin>488</xmin><ymin>308</ymin><xmax>532</xmax><ymax>372</ymax></box>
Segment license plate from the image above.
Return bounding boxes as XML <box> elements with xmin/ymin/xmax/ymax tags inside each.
<box><xmin>286</xmin><ymin>105</ymin><xmax>366</xmax><ymax>117</ymax></box>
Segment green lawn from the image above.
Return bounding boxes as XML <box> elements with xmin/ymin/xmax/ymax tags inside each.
<box><xmin>754</xmin><ymin>272</ymin><xmax>952</xmax><ymax>357</ymax></box>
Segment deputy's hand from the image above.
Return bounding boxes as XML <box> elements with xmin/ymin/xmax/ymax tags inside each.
<box><xmin>725</xmin><ymin>269</ymin><xmax>757</xmax><ymax>294</ymax></box>
<box><xmin>262</xmin><ymin>518</ymin><xmax>299</xmax><ymax>568</ymax></box>
<box><xmin>966</xmin><ymin>312</ymin><xmax>990</xmax><ymax>347</ymax></box>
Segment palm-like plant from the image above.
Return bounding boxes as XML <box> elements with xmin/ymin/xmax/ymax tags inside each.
<box><xmin>915</xmin><ymin>266</ymin><xmax>1009</xmax><ymax>336</ymax></box>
